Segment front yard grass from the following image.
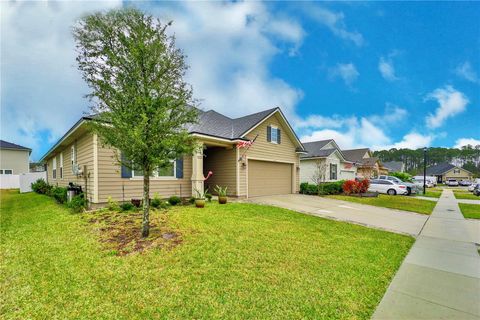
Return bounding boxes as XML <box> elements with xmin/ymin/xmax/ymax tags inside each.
<box><xmin>327</xmin><ymin>194</ymin><xmax>436</xmax><ymax>215</ymax></box>
<box><xmin>0</xmin><ymin>189</ymin><xmax>414</xmax><ymax>319</ymax></box>
<box><xmin>458</xmin><ymin>203</ymin><xmax>480</xmax><ymax>219</ymax></box>
<box><xmin>422</xmin><ymin>190</ymin><xmax>442</xmax><ymax>198</ymax></box>
<box><xmin>453</xmin><ymin>191</ymin><xmax>480</xmax><ymax>200</ymax></box>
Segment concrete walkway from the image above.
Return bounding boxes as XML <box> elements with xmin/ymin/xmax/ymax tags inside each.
<box><xmin>416</xmin><ymin>195</ymin><xmax>480</xmax><ymax>205</ymax></box>
<box><xmin>373</xmin><ymin>189</ymin><xmax>480</xmax><ymax>319</ymax></box>
<box><xmin>247</xmin><ymin>194</ymin><xmax>428</xmax><ymax>236</ymax></box>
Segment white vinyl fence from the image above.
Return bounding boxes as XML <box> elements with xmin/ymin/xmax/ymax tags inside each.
<box><xmin>0</xmin><ymin>172</ymin><xmax>47</xmax><ymax>193</ymax></box>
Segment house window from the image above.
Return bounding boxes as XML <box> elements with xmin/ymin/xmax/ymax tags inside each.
<box><xmin>59</xmin><ymin>153</ymin><xmax>63</xmax><ymax>179</ymax></box>
<box><xmin>269</xmin><ymin>125</ymin><xmax>281</xmax><ymax>144</ymax></box>
<box><xmin>330</xmin><ymin>163</ymin><xmax>337</xmax><ymax>180</ymax></box>
<box><xmin>132</xmin><ymin>161</ymin><xmax>176</xmax><ymax>178</ymax></box>
<box><xmin>0</xmin><ymin>169</ymin><xmax>13</xmax><ymax>175</ymax></box>
<box><xmin>52</xmin><ymin>157</ymin><xmax>57</xmax><ymax>179</ymax></box>
<box><xmin>71</xmin><ymin>145</ymin><xmax>76</xmax><ymax>173</ymax></box>
<box><xmin>453</xmin><ymin>169</ymin><xmax>460</xmax><ymax>174</ymax></box>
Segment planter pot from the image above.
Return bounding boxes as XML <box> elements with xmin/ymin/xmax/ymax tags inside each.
<box><xmin>195</xmin><ymin>199</ymin><xmax>205</xmax><ymax>208</ymax></box>
<box><xmin>218</xmin><ymin>196</ymin><xmax>227</xmax><ymax>204</ymax></box>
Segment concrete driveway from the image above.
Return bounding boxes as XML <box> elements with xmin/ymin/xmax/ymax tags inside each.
<box><xmin>247</xmin><ymin>194</ymin><xmax>428</xmax><ymax>236</ymax></box>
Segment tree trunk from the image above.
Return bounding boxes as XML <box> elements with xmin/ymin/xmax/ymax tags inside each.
<box><xmin>142</xmin><ymin>172</ymin><xmax>150</xmax><ymax>238</ymax></box>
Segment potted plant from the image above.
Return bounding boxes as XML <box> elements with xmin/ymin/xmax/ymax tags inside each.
<box><xmin>194</xmin><ymin>188</ymin><xmax>208</xmax><ymax>208</ymax></box>
<box><xmin>215</xmin><ymin>185</ymin><xmax>228</xmax><ymax>204</ymax></box>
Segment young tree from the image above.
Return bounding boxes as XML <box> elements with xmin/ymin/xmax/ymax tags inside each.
<box><xmin>73</xmin><ymin>8</ymin><xmax>198</xmax><ymax>237</ymax></box>
<box><xmin>311</xmin><ymin>160</ymin><xmax>328</xmax><ymax>195</ymax></box>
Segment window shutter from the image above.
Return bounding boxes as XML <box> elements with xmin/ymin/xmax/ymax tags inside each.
<box><xmin>277</xmin><ymin>128</ymin><xmax>281</xmax><ymax>144</ymax></box>
<box><xmin>120</xmin><ymin>153</ymin><xmax>132</xmax><ymax>178</ymax></box>
<box><xmin>175</xmin><ymin>158</ymin><xmax>184</xmax><ymax>178</ymax></box>
<box><xmin>267</xmin><ymin>126</ymin><xmax>271</xmax><ymax>142</ymax></box>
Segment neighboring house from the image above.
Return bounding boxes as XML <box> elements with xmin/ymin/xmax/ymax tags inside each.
<box><xmin>383</xmin><ymin>161</ymin><xmax>405</xmax><ymax>173</ymax></box>
<box><xmin>39</xmin><ymin>107</ymin><xmax>306</xmax><ymax>205</ymax></box>
<box><xmin>300</xmin><ymin>139</ymin><xmax>356</xmax><ymax>183</ymax></box>
<box><xmin>30</xmin><ymin>162</ymin><xmax>46</xmax><ymax>172</ymax></box>
<box><xmin>342</xmin><ymin>148</ymin><xmax>386</xmax><ymax>178</ymax></box>
<box><xmin>0</xmin><ymin>140</ymin><xmax>31</xmax><ymax>175</ymax></box>
<box><xmin>424</xmin><ymin>163</ymin><xmax>473</xmax><ymax>183</ymax></box>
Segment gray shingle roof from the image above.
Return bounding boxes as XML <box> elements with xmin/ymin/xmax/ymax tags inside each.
<box><xmin>383</xmin><ymin>161</ymin><xmax>404</xmax><ymax>172</ymax></box>
<box><xmin>342</xmin><ymin>148</ymin><xmax>370</xmax><ymax>162</ymax></box>
<box><xmin>301</xmin><ymin>147</ymin><xmax>336</xmax><ymax>159</ymax></box>
<box><xmin>187</xmin><ymin>107</ymin><xmax>277</xmax><ymax>140</ymax></box>
<box><xmin>0</xmin><ymin>140</ymin><xmax>31</xmax><ymax>152</ymax></box>
<box><xmin>425</xmin><ymin>163</ymin><xmax>456</xmax><ymax>175</ymax></box>
<box><xmin>301</xmin><ymin>140</ymin><xmax>333</xmax><ymax>158</ymax></box>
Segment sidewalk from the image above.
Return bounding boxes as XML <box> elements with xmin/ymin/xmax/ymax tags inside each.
<box><xmin>416</xmin><ymin>195</ymin><xmax>480</xmax><ymax>205</ymax></box>
<box><xmin>373</xmin><ymin>189</ymin><xmax>480</xmax><ymax>319</ymax></box>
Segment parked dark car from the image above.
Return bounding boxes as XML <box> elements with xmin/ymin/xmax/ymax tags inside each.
<box><xmin>473</xmin><ymin>184</ymin><xmax>480</xmax><ymax>197</ymax></box>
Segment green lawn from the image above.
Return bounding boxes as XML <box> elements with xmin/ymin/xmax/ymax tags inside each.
<box><xmin>327</xmin><ymin>194</ymin><xmax>436</xmax><ymax>215</ymax></box>
<box><xmin>459</xmin><ymin>203</ymin><xmax>480</xmax><ymax>219</ymax></box>
<box><xmin>0</xmin><ymin>190</ymin><xmax>414</xmax><ymax>319</ymax></box>
<box><xmin>422</xmin><ymin>190</ymin><xmax>442</xmax><ymax>198</ymax></box>
<box><xmin>454</xmin><ymin>191</ymin><xmax>480</xmax><ymax>200</ymax></box>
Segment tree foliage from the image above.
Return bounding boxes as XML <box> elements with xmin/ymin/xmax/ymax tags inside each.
<box><xmin>73</xmin><ymin>8</ymin><xmax>198</xmax><ymax>236</ymax></box>
<box><xmin>374</xmin><ymin>145</ymin><xmax>480</xmax><ymax>177</ymax></box>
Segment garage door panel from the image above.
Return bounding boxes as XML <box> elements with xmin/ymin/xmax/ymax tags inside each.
<box><xmin>248</xmin><ymin>160</ymin><xmax>292</xmax><ymax>197</ymax></box>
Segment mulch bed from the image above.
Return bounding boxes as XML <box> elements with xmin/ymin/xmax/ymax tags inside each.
<box><xmin>83</xmin><ymin>209</ymin><xmax>182</xmax><ymax>256</ymax></box>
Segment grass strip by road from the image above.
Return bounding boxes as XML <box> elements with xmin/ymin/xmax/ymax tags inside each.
<box><xmin>458</xmin><ymin>203</ymin><xmax>480</xmax><ymax>219</ymax></box>
<box><xmin>327</xmin><ymin>194</ymin><xmax>436</xmax><ymax>215</ymax></box>
<box><xmin>454</xmin><ymin>192</ymin><xmax>480</xmax><ymax>200</ymax></box>
<box><xmin>421</xmin><ymin>190</ymin><xmax>442</xmax><ymax>198</ymax></box>
<box><xmin>1</xmin><ymin>190</ymin><xmax>413</xmax><ymax>320</ymax></box>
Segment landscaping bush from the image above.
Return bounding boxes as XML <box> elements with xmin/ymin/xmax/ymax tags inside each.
<box><xmin>300</xmin><ymin>183</ymin><xmax>318</xmax><ymax>195</ymax></box>
<box><xmin>107</xmin><ymin>196</ymin><xmax>120</xmax><ymax>211</ymax></box>
<box><xmin>390</xmin><ymin>172</ymin><xmax>412</xmax><ymax>182</ymax></box>
<box><xmin>120</xmin><ymin>202</ymin><xmax>135</xmax><ymax>212</ymax></box>
<box><xmin>151</xmin><ymin>198</ymin><xmax>161</xmax><ymax>208</ymax></box>
<box><xmin>319</xmin><ymin>180</ymin><xmax>344</xmax><ymax>195</ymax></box>
<box><xmin>51</xmin><ymin>186</ymin><xmax>68</xmax><ymax>204</ymax></box>
<box><xmin>168</xmin><ymin>196</ymin><xmax>181</xmax><ymax>206</ymax></box>
<box><xmin>342</xmin><ymin>179</ymin><xmax>370</xmax><ymax>195</ymax></box>
<box><xmin>31</xmin><ymin>179</ymin><xmax>52</xmax><ymax>195</ymax></box>
<box><xmin>205</xmin><ymin>193</ymin><xmax>213</xmax><ymax>202</ymax></box>
<box><xmin>67</xmin><ymin>194</ymin><xmax>87</xmax><ymax>213</ymax></box>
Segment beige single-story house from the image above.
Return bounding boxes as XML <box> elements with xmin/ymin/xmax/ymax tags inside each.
<box><xmin>341</xmin><ymin>148</ymin><xmax>387</xmax><ymax>178</ymax></box>
<box><xmin>39</xmin><ymin>107</ymin><xmax>306</xmax><ymax>205</ymax></box>
<box><xmin>0</xmin><ymin>140</ymin><xmax>31</xmax><ymax>175</ymax></box>
<box><xmin>300</xmin><ymin>139</ymin><xmax>356</xmax><ymax>183</ymax></box>
<box><xmin>425</xmin><ymin>163</ymin><xmax>473</xmax><ymax>183</ymax></box>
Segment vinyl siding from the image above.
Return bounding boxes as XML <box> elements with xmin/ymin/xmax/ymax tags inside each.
<box><xmin>45</xmin><ymin>133</ymin><xmax>95</xmax><ymax>202</ymax></box>
<box><xmin>0</xmin><ymin>149</ymin><xmax>29</xmax><ymax>174</ymax></box>
<box><xmin>443</xmin><ymin>167</ymin><xmax>473</xmax><ymax>181</ymax></box>
<box><xmin>300</xmin><ymin>159</ymin><xmax>323</xmax><ymax>184</ymax></box>
<box><xmin>240</xmin><ymin>113</ymin><xmax>300</xmax><ymax>196</ymax></box>
<box><xmin>203</xmin><ymin>146</ymin><xmax>237</xmax><ymax>196</ymax></box>
<box><xmin>96</xmin><ymin>144</ymin><xmax>192</xmax><ymax>203</ymax></box>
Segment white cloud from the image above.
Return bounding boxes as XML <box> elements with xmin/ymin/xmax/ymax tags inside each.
<box><xmin>369</xmin><ymin>104</ymin><xmax>407</xmax><ymax>124</ymax></box>
<box><xmin>304</xmin><ymin>5</ymin><xmax>364</xmax><ymax>46</ymax></box>
<box><xmin>328</xmin><ymin>63</ymin><xmax>359</xmax><ymax>87</ymax></box>
<box><xmin>378</xmin><ymin>56</ymin><xmax>398</xmax><ymax>81</ymax></box>
<box><xmin>373</xmin><ymin>132</ymin><xmax>433</xmax><ymax>150</ymax></box>
<box><xmin>152</xmin><ymin>2</ymin><xmax>305</xmax><ymax>120</ymax></box>
<box><xmin>1</xmin><ymin>0</ymin><xmax>121</xmax><ymax>159</ymax></box>
<box><xmin>454</xmin><ymin>138</ymin><xmax>480</xmax><ymax>148</ymax></box>
<box><xmin>454</xmin><ymin>61</ymin><xmax>478</xmax><ymax>83</ymax></box>
<box><xmin>425</xmin><ymin>85</ymin><xmax>469</xmax><ymax>129</ymax></box>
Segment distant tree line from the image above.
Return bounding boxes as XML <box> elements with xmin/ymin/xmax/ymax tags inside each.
<box><xmin>373</xmin><ymin>145</ymin><xmax>480</xmax><ymax>177</ymax></box>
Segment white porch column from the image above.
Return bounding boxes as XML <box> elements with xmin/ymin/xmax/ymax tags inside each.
<box><xmin>191</xmin><ymin>142</ymin><xmax>204</xmax><ymax>196</ymax></box>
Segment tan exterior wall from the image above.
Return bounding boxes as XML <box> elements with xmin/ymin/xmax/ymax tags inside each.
<box><xmin>45</xmin><ymin>133</ymin><xmax>95</xmax><ymax>203</ymax></box>
<box><xmin>240</xmin><ymin>113</ymin><xmax>300</xmax><ymax>196</ymax></box>
<box><xmin>0</xmin><ymin>149</ymin><xmax>30</xmax><ymax>174</ymax></box>
<box><xmin>443</xmin><ymin>167</ymin><xmax>473</xmax><ymax>181</ymax></box>
<box><xmin>96</xmin><ymin>142</ymin><xmax>192</xmax><ymax>203</ymax></box>
<box><xmin>203</xmin><ymin>146</ymin><xmax>237</xmax><ymax>196</ymax></box>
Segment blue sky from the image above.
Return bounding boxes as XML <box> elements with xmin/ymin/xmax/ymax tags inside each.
<box><xmin>1</xmin><ymin>1</ymin><xmax>479</xmax><ymax>161</ymax></box>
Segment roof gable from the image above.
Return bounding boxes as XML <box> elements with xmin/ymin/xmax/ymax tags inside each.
<box><xmin>425</xmin><ymin>162</ymin><xmax>473</xmax><ymax>175</ymax></box>
<box><xmin>0</xmin><ymin>140</ymin><xmax>31</xmax><ymax>153</ymax></box>
<box><xmin>342</xmin><ymin>148</ymin><xmax>371</xmax><ymax>162</ymax></box>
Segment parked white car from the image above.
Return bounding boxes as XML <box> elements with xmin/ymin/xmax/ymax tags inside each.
<box><xmin>468</xmin><ymin>183</ymin><xmax>479</xmax><ymax>192</ymax></box>
<box><xmin>413</xmin><ymin>178</ymin><xmax>434</xmax><ymax>188</ymax></box>
<box><xmin>445</xmin><ymin>179</ymin><xmax>459</xmax><ymax>186</ymax></box>
<box><xmin>377</xmin><ymin>175</ymin><xmax>417</xmax><ymax>195</ymax></box>
<box><xmin>369</xmin><ymin>179</ymin><xmax>408</xmax><ymax>195</ymax></box>
<box><xmin>413</xmin><ymin>175</ymin><xmax>437</xmax><ymax>186</ymax></box>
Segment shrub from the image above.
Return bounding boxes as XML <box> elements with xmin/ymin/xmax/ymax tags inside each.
<box><xmin>319</xmin><ymin>181</ymin><xmax>344</xmax><ymax>195</ymax></box>
<box><xmin>390</xmin><ymin>172</ymin><xmax>412</xmax><ymax>182</ymax></box>
<box><xmin>342</xmin><ymin>179</ymin><xmax>370</xmax><ymax>195</ymax></box>
<box><xmin>300</xmin><ymin>183</ymin><xmax>318</xmax><ymax>195</ymax></box>
<box><xmin>31</xmin><ymin>179</ymin><xmax>52</xmax><ymax>194</ymax></box>
<box><xmin>188</xmin><ymin>196</ymin><xmax>195</xmax><ymax>204</ymax></box>
<box><xmin>107</xmin><ymin>196</ymin><xmax>120</xmax><ymax>211</ymax></box>
<box><xmin>168</xmin><ymin>196</ymin><xmax>181</xmax><ymax>206</ymax></box>
<box><xmin>205</xmin><ymin>193</ymin><xmax>212</xmax><ymax>202</ymax></box>
<box><xmin>151</xmin><ymin>193</ymin><xmax>162</xmax><ymax>208</ymax></box>
<box><xmin>120</xmin><ymin>202</ymin><xmax>135</xmax><ymax>212</ymax></box>
<box><xmin>51</xmin><ymin>186</ymin><xmax>68</xmax><ymax>204</ymax></box>
<box><xmin>67</xmin><ymin>194</ymin><xmax>87</xmax><ymax>213</ymax></box>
